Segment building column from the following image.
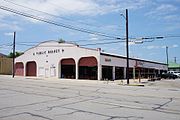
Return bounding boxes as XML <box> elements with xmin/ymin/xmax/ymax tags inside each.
<box><xmin>24</xmin><ymin>62</ymin><xmax>26</xmax><ymax>77</ymax></box>
<box><xmin>123</xmin><ymin>67</ymin><xmax>126</xmax><ymax>79</ymax></box>
<box><xmin>113</xmin><ymin>66</ymin><xmax>115</xmax><ymax>80</ymax></box>
<box><xmin>98</xmin><ymin>64</ymin><xmax>102</xmax><ymax>80</ymax></box>
<box><xmin>75</xmin><ymin>61</ymin><xmax>78</xmax><ymax>80</ymax></box>
<box><xmin>133</xmin><ymin>67</ymin><xmax>135</xmax><ymax>80</ymax></box>
<box><xmin>58</xmin><ymin>63</ymin><xmax>61</xmax><ymax>78</ymax></box>
<box><xmin>148</xmin><ymin>69</ymin><xmax>150</xmax><ymax>78</ymax></box>
<box><xmin>158</xmin><ymin>70</ymin><xmax>160</xmax><ymax>74</ymax></box>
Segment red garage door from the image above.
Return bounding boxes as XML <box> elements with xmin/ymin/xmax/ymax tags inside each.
<box><xmin>15</xmin><ymin>62</ymin><xmax>24</xmax><ymax>76</ymax></box>
<box><xmin>26</xmin><ymin>61</ymin><xmax>37</xmax><ymax>76</ymax></box>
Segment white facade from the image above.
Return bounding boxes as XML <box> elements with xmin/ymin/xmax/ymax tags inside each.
<box><xmin>15</xmin><ymin>40</ymin><xmax>167</xmax><ymax>80</ymax></box>
<box><xmin>100</xmin><ymin>54</ymin><xmax>167</xmax><ymax>70</ymax></box>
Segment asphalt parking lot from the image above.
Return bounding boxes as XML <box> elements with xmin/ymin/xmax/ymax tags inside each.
<box><xmin>0</xmin><ymin>75</ymin><xmax>180</xmax><ymax>120</ymax></box>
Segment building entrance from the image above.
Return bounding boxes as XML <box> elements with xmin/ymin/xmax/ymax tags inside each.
<box><xmin>61</xmin><ymin>58</ymin><xmax>75</xmax><ymax>79</ymax></box>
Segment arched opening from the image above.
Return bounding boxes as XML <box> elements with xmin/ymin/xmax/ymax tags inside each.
<box><xmin>15</xmin><ymin>62</ymin><xmax>24</xmax><ymax>76</ymax></box>
<box><xmin>79</xmin><ymin>57</ymin><xmax>97</xmax><ymax>80</ymax></box>
<box><xmin>26</xmin><ymin>61</ymin><xmax>37</xmax><ymax>76</ymax></box>
<box><xmin>61</xmin><ymin>58</ymin><xmax>75</xmax><ymax>79</ymax></box>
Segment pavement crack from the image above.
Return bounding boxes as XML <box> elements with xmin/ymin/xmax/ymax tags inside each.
<box><xmin>106</xmin><ymin>116</ymin><xmax>144</xmax><ymax>120</ymax></box>
<box><xmin>0</xmin><ymin>99</ymin><xmax>59</xmax><ymax>111</ymax></box>
<box><xmin>0</xmin><ymin>112</ymin><xmax>53</xmax><ymax>120</ymax></box>
<box><xmin>60</xmin><ymin>106</ymin><xmax>143</xmax><ymax>120</ymax></box>
<box><xmin>45</xmin><ymin>97</ymin><xmax>99</xmax><ymax>111</ymax></box>
<box><xmin>153</xmin><ymin>98</ymin><xmax>173</xmax><ymax>110</ymax></box>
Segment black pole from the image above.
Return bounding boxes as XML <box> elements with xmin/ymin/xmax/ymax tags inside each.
<box><xmin>12</xmin><ymin>32</ymin><xmax>16</xmax><ymax>78</ymax></box>
<box><xmin>166</xmin><ymin>46</ymin><xmax>168</xmax><ymax>68</ymax></box>
<box><xmin>174</xmin><ymin>57</ymin><xmax>176</xmax><ymax>63</ymax></box>
<box><xmin>126</xmin><ymin>9</ymin><xmax>129</xmax><ymax>84</ymax></box>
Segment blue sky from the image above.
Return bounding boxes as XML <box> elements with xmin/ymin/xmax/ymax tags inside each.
<box><xmin>0</xmin><ymin>0</ymin><xmax>180</xmax><ymax>63</ymax></box>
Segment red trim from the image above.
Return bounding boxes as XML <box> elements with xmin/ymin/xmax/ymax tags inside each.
<box><xmin>61</xmin><ymin>58</ymin><xmax>75</xmax><ymax>65</ymax></box>
<box><xmin>79</xmin><ymin>57</ymin><xmax>97</xmax><ymax>66</ymax></box>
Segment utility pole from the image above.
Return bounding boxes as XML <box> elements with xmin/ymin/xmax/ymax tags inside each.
<box><xmin>126</xmin><ymin>9</ymin><xmax>129</xmax><ymax>84</ymax></box>
<box><xmin>166</xmin><ymin>46</ymin><xmax>168</xmax><ymax>69</ymax></box>
<box><xmin>174</xmin><ymin>57</ymin><xmax>176</xmax><ymax>63</ymax></box>
<box><xmin>12</xmin><ymin>32</ymin><xmax>16</xmax><ymax>78</ymax></box>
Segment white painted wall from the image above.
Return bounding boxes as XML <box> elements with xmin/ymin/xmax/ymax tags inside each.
<box><xmin>100</xmin><ymin>54</ymin><xmax>167</xmax><ymax>70</ymax></box>
<box><xmin>15</xmin><ymin>41</ymin><xmax>100</xmax><ymax>78</ymax></box>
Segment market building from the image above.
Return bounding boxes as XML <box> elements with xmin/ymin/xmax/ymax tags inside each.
<box><xmin>15</xmin><ymin>40</ymin><xmax>168</xmax><ymax>80</ymax></box>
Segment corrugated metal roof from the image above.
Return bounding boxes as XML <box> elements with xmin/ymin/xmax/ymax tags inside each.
<box><xmin>168</xmin><ymin>62</ymin><xmax>180</xmax><ymax>68</ymax></box>
<box><xmin>0</xmin><ymin>53</ymin><xmax>7</xmax><ymax>57</ymax></box>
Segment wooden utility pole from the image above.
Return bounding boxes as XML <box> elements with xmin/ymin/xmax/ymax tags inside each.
<box><xmin>12</xmin><ymin>32</ymin><xmax>16</xmax><ymax>78</ymax></box>
<box><xmin>126</xmin><ymin>9</ymin><xmax>129</xmax><ymax>84</ymax></box>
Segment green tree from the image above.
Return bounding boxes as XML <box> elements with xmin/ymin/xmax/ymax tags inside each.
<box><xmin>7</xmin><ymin>52</ymin><xmax>24</xmax><ymax>58</ymax></box>
<box><xmin>58</xmin><ymin>38</ymin><xmax>65</xmax><ymax>43</ymax></box>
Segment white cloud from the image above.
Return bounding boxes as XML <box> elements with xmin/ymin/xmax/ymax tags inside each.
<box><xmin>163</xmin><ymin>15</ymin><xmax>179</xmax><ymax>21</ymax></box>
<box><xmin>147</xmin><ymin>45</ymin><xmax>157</xmax><ymax>49</ymax></box>
<box><xmin>4</xmin><ymin>32</ymin><xmax>14</xmax><ymax>36</ymax></box>
<box><xmin>146</xmin><ymin>4</ymin><xmax>177</xmax><ymax>16</ymax></box>
<box><xmin>165</xmin><ymin>23</ymin><xmax>180</xmax><ymax>31</ymax></box>
<box><xmin>146</xmin><ymin>45</ymin><xmax>165</xmax><ymax>49</ymax></box>
<box><xmin>0</xmin><ymin>0</ymin><xmax>149</xmax><ymax>31</ymax></box>
<box><xmin>145</xmin><ymin>44</ymin><xmax>179</xmax><ymax>50</ymax></box>
<box><xmin>145</xmin><ymin>3</ymin><xmax>179</xmax><ymax>21</ymax></box>
<box><xmin>0</xmin><ymin>22</ymin><xmax>22</xmax><ymax>31</ymax></box>
<box><xmin>0</xmin><ymin>0</ymin><xmax>148</xmax><ymax>19</ymax></box>
<box><xmin>172</xmin><ymin>44</ymin><xmax>178</xmax><ymax>48</ymax></box>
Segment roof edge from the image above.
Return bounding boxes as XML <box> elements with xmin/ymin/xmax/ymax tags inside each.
<box><xmin>100</xmin><ymin>52</ymin><xmax>167</xmax><ymax>65</ymax></box>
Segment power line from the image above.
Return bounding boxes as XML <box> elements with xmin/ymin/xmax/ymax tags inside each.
<box><xmin>81</xmin><ymin>40</ymin><xmax>125</xmax><ymax>46</ymax></box>
<box><xmin>0</xmin><ymin>43</ymin><xmax>13</xmax><ymax>47</ymax></box>
<box><xmin>2</xmin><ymin>34</ymin><xmax>179</xmax><ymax>48</ymax></box>
<box><xmin>3</xmin><ymin>0</ymin><xmax>104</xmax><ymax>29</ymax></box>
<box><xmin>15</xmin><ymin>38</ymin><xmax>121</xmax><ymax>44</ymax></box>
<box><xmin>1</xmin><ymin>3</ymin><xmax>179</xmax><ymax>43</ymax></box>
<box><xmin>1</xmin><ymin>3</ymin><xmax>179</xmax><ymax>47</ymax></box>
<box><xmin>15</xmin><ymin>35</ymin><xmax>180</xmax><ymax>44</ymax></box>
<box><xmin>15</xmin><ymin>40</ymin><xmax>126</xmax><ymax>47</ymax></box>
<box><xmin>0</xmin><ymin>5</ymin><xmax>122</xmax><ymax>39</ymax></box>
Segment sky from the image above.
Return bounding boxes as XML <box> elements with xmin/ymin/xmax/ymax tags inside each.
<box><xmin>0</xmin><ymin>0</ymin><xmax>180</xmax><ymax>63</ymax></box>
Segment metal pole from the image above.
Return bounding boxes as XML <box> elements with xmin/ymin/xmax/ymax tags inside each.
<box><xmin>174</xmin><ymin>57</ymin><xmax>176</xmax><ymax>63</ymax></box>
<box><xmin>126</xmin><ymin>9</ymin><xmax>129</xmax><ymax>84</ymax></box>
<box><xmin>166</xmin><ymin>46</ymin><xmax>168</xmax><ymax>69</ymax></box>
<box><xmin>12</xmin><ymin>32</ymin><xmax>16</xmax><ymax>78</ymax></box>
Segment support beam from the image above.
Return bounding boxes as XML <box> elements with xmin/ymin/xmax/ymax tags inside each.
<box><xmin>123</xmin><ymin>67</ymin><xmax>126</xmax><ymax>79</ymax></box>
<box><xmin>113</xmin><ymin>66</ymin><xmax>115</xmax><ymax>80</ymax></box>
<box><xmin>76</xmin><ymin>61</ymin><xmax>78</xmax><ymax>79</ymax></box>
<box><xmin>98</xmin><ymin>64</ymin><xmax>102</xmax><ymax>80</ymax></box>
